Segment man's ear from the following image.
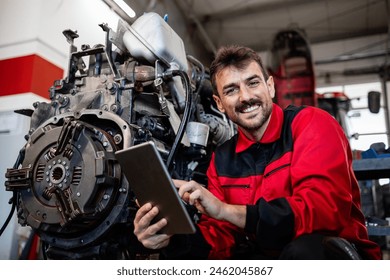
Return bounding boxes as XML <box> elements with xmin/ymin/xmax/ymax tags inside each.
<box><xmin>267</xmin><ymin>76</ymin><xmax>275</xmax><ymax>99</ymax></box>
<box><xmin>212</xmin><ymin>94</ymin><xmax>225</xmax><ymax>113</ymax></box>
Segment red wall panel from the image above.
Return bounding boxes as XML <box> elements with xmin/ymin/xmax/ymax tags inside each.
<box><xmin>0</xmin><ymin>54</ymin><xmax>63</xmax><ymax>99</ymax></box>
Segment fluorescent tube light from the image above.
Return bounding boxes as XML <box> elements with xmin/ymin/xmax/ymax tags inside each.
<box><xmin>112</xmin><ymin>0</ymin><xmax>136</xmax><ymax>18</ymax></box>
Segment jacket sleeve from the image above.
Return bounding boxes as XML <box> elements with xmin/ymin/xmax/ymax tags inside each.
<box><xmin>286</xmin><ymin>107</ymin><xmax>363</xmax><ymax>237</ymax></box>
<box><xmin>245</xmin><ymin>107</ymin><xmax>364</xmax><ymax>250</ymax></box>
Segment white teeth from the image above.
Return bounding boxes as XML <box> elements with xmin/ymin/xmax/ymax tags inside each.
<box><xmin>242</xmin><ymin>105</ymin><xmax>259</xmax><ymax>113</ymax></box>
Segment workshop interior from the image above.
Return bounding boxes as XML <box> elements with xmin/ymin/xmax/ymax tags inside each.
<box><xmin>0</xmin><ymin>0</ymin><xmax>390</xmax><ymax>260</ymax></box>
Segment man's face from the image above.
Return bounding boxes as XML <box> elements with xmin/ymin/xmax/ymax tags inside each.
<box><xmin>213</xmin><ymin>61</ymin><xmax>275</xmax><ymax>135</ymax></box>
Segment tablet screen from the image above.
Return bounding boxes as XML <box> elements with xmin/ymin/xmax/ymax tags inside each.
<box><xmin>115</xmin><ymin>141</ymin><xmax>196</xmax><ymax>234</ymax></box>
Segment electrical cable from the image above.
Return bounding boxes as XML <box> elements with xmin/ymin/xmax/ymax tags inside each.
<box><xmin>0</xmin><ymin>149</ymin><xmax>24</xmax><ymax>237</ymax></box>
<box><xmin>165</xmin><ymin>70</ymin><xmax>193</xmax><ymax>173</ymax></box>
<box><xmin>0</xmin><ymin>193</ymin><xmax>16</xmax><ymax>237</ymax></box>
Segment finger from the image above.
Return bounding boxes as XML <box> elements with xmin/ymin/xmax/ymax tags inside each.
<box><xmin>181</xmin><ymin>192</ymin><xmax>191</xmax><ymax>203</ymax></box>
<box><xmin>193</xmin><ymin>200</ymin><xmax>206</xmax><ymax>214</ymax></box>
<box><xmin>177</xmin><ymin>181</ymin><xmax>196</xmax><ymax>197</ymax></box>
<box><xmin>138</xmin><ymin>206</ymin><xmax>161</xmax><ymax>228</ymax></box>
<box><xmin>189</xmin><ymin>189</ymin><xmax>202</xmax><ymax>205</ymax></box>
<box><xmin>147</xmin><ymin>217</ymin><xmax>168</xmax><ymax>235</ymax></box>
<box><xmin>136</xmin><ymin>218</ymin><xmax>171</xmax><ymax>247</ymax></box>
<box><xmin>173</xmin><ymin>179</ymin><xmax>187</xmax><ymax>189</ymax></box>
<box><xmin>134</xmin><ymin>205</ymin><xmax>160</xmax><ymax>237</ymax></box>
<box><xmin>134</xmin><ymin>202</ymin><xmax>152</xmax><ymax>224</ymax></box>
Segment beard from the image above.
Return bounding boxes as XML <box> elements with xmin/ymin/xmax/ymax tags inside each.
<box><xmin>232</xmin><ymin>99</ymin><xmax>273</xmax><ymax>132</ymax></box>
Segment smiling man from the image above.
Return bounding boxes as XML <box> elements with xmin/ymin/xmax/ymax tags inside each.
<box><xmin>212</xmin><ymin>60</ymin><xmax>274</xmax><ymax>141</ymax></box>
<box><xmin>133</xmin><ymin>45</ymin><xmax>381</xmax><ymax>260</ymax></box>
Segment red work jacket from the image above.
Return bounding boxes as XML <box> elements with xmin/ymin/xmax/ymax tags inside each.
<box><xmin>198</xmin><ymin>104</ymin><xmax>381</xmax><ymax>259</ymax></box>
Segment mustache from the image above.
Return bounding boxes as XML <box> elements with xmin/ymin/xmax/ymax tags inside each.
<box><xmin>236</xmin><ymin>99</ymin><xmax>262</xmax><ymax>111</ymax></box>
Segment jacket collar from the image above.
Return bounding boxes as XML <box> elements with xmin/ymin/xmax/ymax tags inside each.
<box><xmin>236</xmin><ymin>103</ymin><xmax>283</xmax><ymax>153</ymax></box>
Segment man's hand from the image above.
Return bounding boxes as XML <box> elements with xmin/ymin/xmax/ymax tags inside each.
<box><xmin>174</xmin><ymin>179</ymin><xmax>225</xmax><ymax>219</ymax></box>
<box><xmin>174</xmin><ymin>179</ymin><xmax>247</xmax><ymax>229</ymax></box>
<box><xmin>133</xmin><ymin>203</ymin><xmax>172</xmax><ymax>250</ymax></box>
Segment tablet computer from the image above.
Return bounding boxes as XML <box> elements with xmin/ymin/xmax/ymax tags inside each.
<box><xmin>115</xmin><ymin>141</ymin><xmax>196</xmax><ymax>234</ymax></box>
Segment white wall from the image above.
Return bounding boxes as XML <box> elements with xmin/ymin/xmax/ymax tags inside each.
<box><xmin>0</xmin><ymin>0</ymin><xmax>123</xmax><ymax>259</ymax></box>
<box><xmin>0</xmin><ymin>110</ymin><xmax>31</xmax><ymax>259</ymax></box>
<box><xmin>0</xmin><ymin>0</ymin><xmax>122</xmax><ymax>68</ymax></box>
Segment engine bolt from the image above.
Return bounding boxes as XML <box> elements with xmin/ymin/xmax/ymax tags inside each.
<box><xmin>111</xmin><ymin>104</ymin><xmax>118</xmax><ymax>112</ymax></box>
<box><xmin>114</xmin><ymin>134</ymin><xmax>122</xmax><ymax>144</ymax></box>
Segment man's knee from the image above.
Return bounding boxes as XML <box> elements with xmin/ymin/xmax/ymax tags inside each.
<box><xmin>279</xmin><ymin>233</ymin><xmax>326</xmax><ymax>259</ymax></box>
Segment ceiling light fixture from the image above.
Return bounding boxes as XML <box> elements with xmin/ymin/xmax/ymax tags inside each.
<box><xmin>112</xmin><ymin>0</ymin><xmax>136</xmax><ymax>18</ymax></box>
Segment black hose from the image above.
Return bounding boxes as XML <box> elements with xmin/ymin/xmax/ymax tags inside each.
<box><xmin>0</xmin><ymin>148</ymin><xmax>24</xmax><ymax>237</ymax></box>
<box><xmin>166</xmin><ymin>70</ymin><xmax>192</xmax><ymax>173</ymax></box>
<box><xmin>187</xmin><ymin>55</ymin><xmax>205</xmax><ymax>95</ymax></box>
<box><xmin>0</xmin><ymin>194</ymin><xmax>16</xmax><ymax>237</ymax></box>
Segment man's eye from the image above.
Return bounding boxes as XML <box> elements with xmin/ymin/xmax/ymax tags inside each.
<box><xmin>248</xmin><ymin>80</ymin><xmax>260</xmax><ymax>87</ymax></box>
<box><xmin>224</xmin><ymin>88</ymin><xmax>239</xmax><ymax>95</ymax></box>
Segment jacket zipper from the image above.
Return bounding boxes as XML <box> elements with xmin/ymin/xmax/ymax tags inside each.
<box><xmin>221</xmin><ymin>184</ymin><xmax>250</xmax><ymax>188</ymax></box>
<box><xmin>264</xmin><ymin>163</ymin><xmax>290</xmax><ymax>178</ymax></box>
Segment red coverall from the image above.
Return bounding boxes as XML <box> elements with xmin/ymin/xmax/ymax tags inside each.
<box><xmin>195</xmin><ymin>104</ymin><xmax>381</xmax><ymax>259</ymax></box>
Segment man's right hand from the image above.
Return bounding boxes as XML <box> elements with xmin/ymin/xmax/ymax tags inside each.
<box><xmin>133</xmin><ymin>202</ymin><xmax>172</xmax><ymax>250</ymax></box>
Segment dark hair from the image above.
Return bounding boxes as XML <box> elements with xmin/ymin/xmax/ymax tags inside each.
<box><xmin>209</xmin><ymin>45</ymin><xmax>269</xmax><ymax>95</ymax></box>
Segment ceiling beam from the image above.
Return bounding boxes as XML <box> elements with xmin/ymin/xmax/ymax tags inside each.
<box><xmin>315</xmin><ymin>49</ymin><xmax>390</xmax><ymax>65</ymax></box>
<box><xmin>310</xmin><ymin>27</ymin><xmax>389</xmax><ymax>45</ymax></box>
<box><xmin>173</xmin><ymin>0</ymin><xmax>217</xmax><ymax>55</ymax></box>
<box><xmin>248</xmin><ymin>26</ymin><xmax>388</xmax><ymax>53</ymax></box>
<box><xmin>102</xmin><ymin>0</ymin><xmax>136</xmax><ymax>23</ymax></box>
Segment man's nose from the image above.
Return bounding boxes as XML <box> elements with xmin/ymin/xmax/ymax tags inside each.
<box><xmin>239</xmin><ymin>86</ymin><xmax>252</xmax><ymax>102</ymax></box>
